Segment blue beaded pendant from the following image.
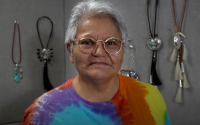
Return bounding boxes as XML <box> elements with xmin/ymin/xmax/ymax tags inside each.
<box><xmin>14</xmin><ymin>64</ymin><xmax>23</xmax><ymax>82</ymax></box>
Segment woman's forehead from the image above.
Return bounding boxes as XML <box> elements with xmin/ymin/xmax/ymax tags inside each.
<box><xmin>76</xmin><ymin>16</ymin><xmax>122</xmax><ymax>39</ymax></box>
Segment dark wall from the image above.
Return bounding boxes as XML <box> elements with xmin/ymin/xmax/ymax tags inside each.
<box><xmin>0</xmin><ymin>0</ymin><xmax>65</xmax><ymax>124</ymax></box>
<box><xmin>65</xmin><ymin>0</ymin><xmax>200</xmax><ymax>125</ymax></box>
<box><xmin>109</xmin><ymin>0</ymin><xmax>200</xmax><ymax>124</ymax></box>
<box><xmin>0</xmin><ymin>0</ymin><xmax>200</xmax><ymax>125</ymax></box>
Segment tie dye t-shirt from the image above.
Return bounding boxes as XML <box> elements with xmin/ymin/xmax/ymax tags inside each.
<box><xmin>22</xmin><ymin>74</ymin><xmax>171</xmax><ymax>125</ymax></box>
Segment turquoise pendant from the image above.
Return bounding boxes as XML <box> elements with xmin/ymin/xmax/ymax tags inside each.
<box><xmin>14</xmin><ymin>64</ymin><xmax>23</xmax><ymax>82</ymax></box>
<box><xmin>14</xmin><ymin>74</ymin><xmax>21</xmax><ymax>82</ymax></box>
<box><xmin>147</xmin><ymin>37</ymin><xmax>161</xmax><ymax>50</ymax></box>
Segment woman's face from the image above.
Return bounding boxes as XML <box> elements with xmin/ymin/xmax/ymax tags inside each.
<box><xmin>67</xmin><ymin>16</ymin><xmax>124</xmax><ymax>80</ymax></box>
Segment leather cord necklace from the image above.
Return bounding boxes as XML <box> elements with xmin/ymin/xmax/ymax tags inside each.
<box><xmin>147</xmin><ymin>0</ymin><xmax>162</xmax><ymax>86</ymax></box>
<box><xmin>12</xmin><ymin>20</ymin><xmax>23</xmax><ymax>82</ymax></box>
<box><xmin>36</xmin><ymin>16</ymin><xmax>54</xmax><ymax>92</ymax></box>
<box><xmin>171</xmin><ymin>0</ymin><xmax>189</xmax><ymax>103</ymax></box>
<box><xmin>172</xmin><ymin>0</ymin><xmax>187</xmax><ymax>33</ymax></box>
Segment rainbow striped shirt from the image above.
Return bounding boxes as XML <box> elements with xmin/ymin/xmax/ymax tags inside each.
<box><xmin>22</xmin><ymin>74</ymin><xmax>171</xmax><ymax>125</ymax></box>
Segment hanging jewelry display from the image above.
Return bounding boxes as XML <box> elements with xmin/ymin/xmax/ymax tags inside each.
<box><xmin>36</xmin><ymin>16</ymin><xmax>54</xmax><ymax>92</ymax></box>
<box><xmin>12</xmin><ymin>20</ymin><xmax>23</xmax><ymax>82</ymax></box>
<box><xmin>147</xmin><ymin>0</ymin><xmax>162</xmax><ymax>86</ymax></box>
<box><xmin>120</xmin><ymin>40</ymin><xmax>139</xmax><ymax>80</ymax></box>
<box><xmin>171</xmin><ymin>0</ymin><xmax>189</xmax><ymax>103</ymax></box>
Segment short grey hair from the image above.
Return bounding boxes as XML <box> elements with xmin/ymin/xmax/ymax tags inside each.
<box><xmin>65</xmin><ymin>0</ymin><xmax>128</xmax><ymax>44</ymax></box>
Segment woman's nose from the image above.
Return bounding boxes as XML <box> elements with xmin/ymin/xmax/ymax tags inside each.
<box><xmin>91</xmin><ymin>41</ymin><xmax>107</xmax><ymax>56</ymax></box>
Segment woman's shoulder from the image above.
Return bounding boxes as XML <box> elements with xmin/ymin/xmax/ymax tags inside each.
<box><xmin>118</xmin><ymin>74</ymin><xmax>156</xmax><ymax>88</ymax></box>
<box><xmin>33</xmin><ymin>78</ymin><xmax>74</xmax><ymax>104</ymax></box>
<box><xmin>118</xmin><ymin>74</ymin><xmax>161</xmax><ymax>98</ymax></box>
<box><xmin>22</xmin><ymin>78</ymin><xmax>75</xmax><ymax>124</ymax></box>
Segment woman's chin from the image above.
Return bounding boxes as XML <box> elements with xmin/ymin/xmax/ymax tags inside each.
<box><xmin>83</xmin><ymin>70</ymin><xmax>116</xmax><ymax>80</ymax></box>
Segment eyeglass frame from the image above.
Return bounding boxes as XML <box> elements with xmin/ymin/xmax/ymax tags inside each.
<box><xmin>70</xmin><ymin>37</ymin><xmax>125</xmax><ymax>54</ymax></box>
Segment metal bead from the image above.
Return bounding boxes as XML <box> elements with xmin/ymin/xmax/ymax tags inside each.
<box><xmin>19</xmin><ymin>68</ymin><xmax>23</xmax><ymax>73</ymax></box>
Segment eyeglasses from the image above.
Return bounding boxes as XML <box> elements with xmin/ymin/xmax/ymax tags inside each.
<box><xmin>72</xmin><ymin>37</ymin><xmax>125</xmax><ymax>54</ymax></box>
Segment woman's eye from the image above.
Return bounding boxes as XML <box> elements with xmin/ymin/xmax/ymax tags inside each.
<box><xmin>80</xmin><ymin>40</ymin><xmax>93</xmax><ymax>45</ymax></box>
<box><xmin>107</xmin><ymin>40</ymin><xmax>117</xmax><ymax>45</ymax></box>
<box><xmin>83</xmin><ymin>41</ymin><xmax>92</xmax><ymax>45</ymax></box>
<box><xmin>108</xmin><ymin>41</ymin><xmax>114</xmax><ymax>45</ymax></box>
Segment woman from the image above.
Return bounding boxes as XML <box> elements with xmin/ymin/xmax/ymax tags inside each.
<box><xmin>22</xmin><ymin>0</ymin><xmax>171</xmax><ymax>125</ymax></box>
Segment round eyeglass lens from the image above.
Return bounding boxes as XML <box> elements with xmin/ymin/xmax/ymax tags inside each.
<box><xmin>78</xmin><ymin>38</ymin><xmax>95</xmax><ymax>53</ymax></box>
<box><xmin>104</xmin><ymin>38</ymin><xmax>121</xmax><ymax>53</ymax></box>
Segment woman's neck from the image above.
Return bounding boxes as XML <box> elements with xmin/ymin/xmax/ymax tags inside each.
<box><xmin>72</xmin><ymin>74</ymin><xmax>120</xmax><ymax>102</ymax></box>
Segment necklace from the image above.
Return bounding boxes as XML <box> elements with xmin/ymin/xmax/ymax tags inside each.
<box><xmin>12</xmin><ymin>20</ymin><xmax>23</xmax><ymax>82</ymax></box>
<box><xmin>171</xmin><ymin>0</ymin><xmax>187</xmax><ymax>50</ymax></box>
<box><xmin>36</xmin><ymin>16</ymin><xmax>54</xmax><ymax>92</ymax></box>
<box><xmin>120</xmin><ymin>40</ymin><xmax>139</xmax><ymax>80</ymax></box>
<box><xmin>147</xmin><ymin>0</ymin><xmax>162</xmax><ymax>86</ymax></box>
<box><xmin>171</xmin><ymin>0</ymin><xmax>189</xmax><ymax>103</ymax></box>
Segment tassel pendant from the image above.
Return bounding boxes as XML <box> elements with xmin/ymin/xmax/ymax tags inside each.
<box><xmin>152</xmin><ymin>69</ymin><xmax>162</xmax><ymax>85</ymax></box>
<box><xmin>170</xmin><ymin>48</ymin><xmax>177</xmax><ymax>62</ymax></box>
<box><xmin>182</xmin><ymin>43</ymin><xmax>187</xmax><ymax>60</ymax></box>
<box><xmin>181</xmin><ymin>62</ymin><xmax>190</xmax><ymax>88</ymax></box>
<box><xmin>43</xmin><ymin>61</ymin><xmax>53</xmax><ymax>92</ymax></box>
<box><xmin>183</xmin><ymin>73</ymin><xmax>189</xmax><ymax>88</ymax></box>
<box><xmin>151</xmin><ymin>50</ymin><xmax>162</xmax><ymax>86</ymax></box>
<box><xmin>175</xmin><ymin>56</ymin><xmax>183</xmax><ymax>80</ymax></box>
<box><xmin>150</xmin><ymin>75</ymin><xmax>153</xmax><ymax>84</ymax></box>
<box><xmin>175</xmin><ymin>80</ymin><xmax>183</xmax><ymax>103</ymax></box>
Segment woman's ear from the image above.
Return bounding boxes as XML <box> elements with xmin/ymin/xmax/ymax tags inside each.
<box><xmin>66</xmin><ymin>43</ymin><xmax>74</xmax><ymax>63</ymax></box>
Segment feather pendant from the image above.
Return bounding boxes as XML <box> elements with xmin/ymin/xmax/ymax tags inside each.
<box><xmin>181</xmin><ymin>62</ymin><xmax>189</xmax><ymax>88</ymax></box>
<box><xmin>170</xmin><ymin>48</ymin><xmax>177</xmax><ymax>62</ymax></box>
<box><xmin>182</xmin><ymin>43</ymin><xmax>187</xmax><ymax>60</ymax></box>
<box><xmin>183</xmin><ymin>73</ymin><xmax>189</xmax><ymax>88</ymax></box>
<box><xmin>175</xmin><ymin>57</ymin><xmax>183</xmax><ymax>80</ymax></box>
<box><xmin>175</xmin><ymin>87</ymin><xmax>183</xmax><ymax>103</ymax></box>
<box><xmin>175</xmin><ymin>81</ymin><xmax>183</xmax><ymax>103</ymax></box>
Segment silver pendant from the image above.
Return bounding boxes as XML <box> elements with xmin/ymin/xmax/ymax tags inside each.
<box><xmin>120</xmin><ymin>69</ymin><xmax>139</xmax><ymax>80</ymax></box>
<box><xmin>147</xmin><ymin>37</ymin><xmax>161</xmax><ymax>50</ymax></box>
<box><xmin>173</xmin><ymin>33</ymin><xmax>181</xmax><ymax>49</ymax></box>
<box><xmin>119</xmin><ymin>40</ymin><xmax>139</xmax><ymax>80</ymax></box>
<box><xmin>37</xmin><ymin>48</ymin><xmax>53</xmax><ymax>62</ymax></box>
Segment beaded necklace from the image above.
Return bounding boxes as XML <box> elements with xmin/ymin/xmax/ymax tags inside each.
<box><xmin>12</xmin><ymin>20</ymin><xmax>23</xmax><ymax>82</ymax></box>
